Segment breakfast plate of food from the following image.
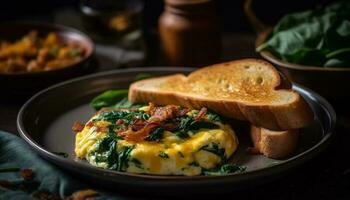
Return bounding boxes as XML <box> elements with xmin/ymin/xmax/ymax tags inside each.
<box><xmin>17</xmin><ymin>59</ymin><xmax>335</xmax><ymax>195</ymax></box>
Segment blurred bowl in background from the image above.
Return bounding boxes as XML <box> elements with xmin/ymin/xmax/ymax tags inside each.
<box><xmin>244</xmin><ymin>0</ymin><xmax>350</xmax><ymax>100</ymax></box>
<box><xmin>0</xmin><ymin>21</ymin><xmax>95</xmax><ymax>96</ymax></box>
<box><xmin>256</xmin><ymin>29</ymin><xmax>350</xmax><ymax>100</ymax></box>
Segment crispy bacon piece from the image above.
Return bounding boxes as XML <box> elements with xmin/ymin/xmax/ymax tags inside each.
<box><xmin>131</xmin><ymin>119</ymin><xmax>147</xmax><ymax>131</ymax></box>
<box><xmin>95</xmin><ymin>126</ymin><xmax>107</xmax><ymax>133</ymax></box>
<box><xmin>148</xmin><ymin>104</ymin><xmax>190</xmax><ymax>122</ymax></box>
<box><xmin>177</xmin><ymin>107</ymin><xmax>190</xmax><ymax>117</ymax></box>
<box><xmin>161</xmin><ymin>123</ymin><xmax>179</xmax><ymax>131</ymax></box>
<box><xmin>116</xmin><ymin>119</ymin><xmax>124</xmax><ymax>125</ymax></box>
<box><xmin>72</xmin><ymin>122</ymin><xmax>84</xmax><ymax>133</ymax></box>
<box><xmin>194</xmin><ymin>107</ymin><xmax>207</xmax><ymax>121</ymax></box>
<box><xmin>86</xmin><ymin>121</ymin><xmax>94</xmax><ymax>128</ymax></box>
<box><xmin>149</xmin><ymin>105</ymin><xmax>179</xmax><ymax>122</ymax></box>
<box><xmin>124</xmin><ymin>122</ymin><xmax>159</xmax><ymax>142</ymax></box>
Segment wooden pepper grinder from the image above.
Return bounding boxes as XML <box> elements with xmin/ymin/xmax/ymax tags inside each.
<box><xmin>159</xmin><ymin>0</ymin><xmax>221</xmax><ymax>67</ymax></box>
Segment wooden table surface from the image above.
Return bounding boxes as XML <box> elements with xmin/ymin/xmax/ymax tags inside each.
<box><xmin>1</xmin><ymin>32</ymin><xmax>350</xmax><ymax>199</ymax></box>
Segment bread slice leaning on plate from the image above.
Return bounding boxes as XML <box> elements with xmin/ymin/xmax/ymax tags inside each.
<box><xmin>129</xmin><ymin>59</ymin><xmax>314</xmax><ymax>131</ymax></box>
<box><xmin>250</xmin><ymin>126</ymin><xmax>298</xmax><ymax>159</ymax></box>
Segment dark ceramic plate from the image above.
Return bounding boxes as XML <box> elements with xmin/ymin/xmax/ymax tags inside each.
<box><xmin>17</xmin><ymin>68</ymin><xmax>336</xmax><ymax>195</ymax></box>
<box><xmin>0</xmin><ymin>21</ymin><xmax>95</xmax><ymax>95</ymax></box>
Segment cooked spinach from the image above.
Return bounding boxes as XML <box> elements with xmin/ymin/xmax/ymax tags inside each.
<box><xmin>200</xmin><ymin>143</ymin><xmax>226</xmax><ymax>161</ymax></box>
<box><xmin>92</xmin><ymin>134</ymin><xmax>134</xmax><ymax>171</ymax></box>
<box><xmin>159</xmin><ymin>151</ymin><xmax>169</xmax><ymax>159</ymax></box>
<box><xmin>175</xmin><ymin>117</ymin><xmax>219</xmax><ymax>139</ymax></box>
<box><xmin>203</xmin><ymin>164</ymin><xmax>246</xmax><ymax>176</ymax></box>
<box><xmin>94</xmin><ymin>110</ymin><xmax>149</xmax><ymax>127</ymax></box>
<box><xmin>93</xmin><ymin>110</ymin><xmax>129</xmax><ymax>123</ymax></box>
<box><xmin>257</xmin><ymin>1</ymin><xmax>350</xmax><ymax>67</ymax></box>
<box><xmin>178</xmin><ymin>151</ymin><xmax>185</xmax><ymax>158</ymax></box>
<box><xmin>206</xmin><ymin>111</ymin><xmax>221</xmax><ymax>122</ymax></box>
<box><xmin>130</xmin><ymin>158</ymin><xmax>143</xmax><ymax>169</ymax></box>
<box><xmin>133</xmin><ymin>73</ymin><xmax>153</xmax><ymax>81</ymax></box>
<box><xmin>115</xmin><ymin>146</ymin><xmax>134</xmax><ymax>171</ymax></box>
<box><xmin>91</xmin><ymin>90</ymin><xmax>128</xmax><ymax>110</ymax></box>
<box><xmin>145</xmin><ymin>127</ymin><xmax>164</xmax><ymax>141</ymax></box>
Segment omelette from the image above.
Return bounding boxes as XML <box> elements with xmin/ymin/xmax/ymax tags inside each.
<box><xmin>74</xmin><ymin>103</ymin><xmax>239</xmax><ymax>176</ymax></box>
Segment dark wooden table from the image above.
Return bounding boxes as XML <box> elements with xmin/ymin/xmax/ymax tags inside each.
<box><xmin>1</xmin><ymin>31</ymin><xmax>350</xmax><ymax>199</ymax></box>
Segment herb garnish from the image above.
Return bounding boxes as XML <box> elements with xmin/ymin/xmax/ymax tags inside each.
<box><xmin>145</xmin><ymin>127</ymin><xmax>164</xmax><ymax>141</ymax></box>
<box><xmin>159</xmin><ymin>151</ymin><xmax>169</xmax><ymax>159</ymax></box>
<box><xmin>200</xmin><ymin>143</ymin><xmax>226</xmax><ymax>161</ymax></box>
<box><xmin>175</xmin><ymin>117</ymin><xmax>219</xmax><ymax>139</ymax></box>
<box><xmin>203</xmin><ymin>164</ymin><xmax>246</xmax><ymax>176</ymax></box>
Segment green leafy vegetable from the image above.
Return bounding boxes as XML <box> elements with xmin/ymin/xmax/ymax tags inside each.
<box><xmin>133</xmin><ymin>73</ymin><xmax>153</xmax><ymax>81</ymax></box>
<box><xmin>130</xmin><ymin>158</ymin><xmax>143</xmax><ymax>169</ymax></box>
<box><xmin>200</xmin><ymin>143</ymin><xmax>226</xmax><ymax>161</ymax></box>
<box><xmin>91</xmin><ymin>73</ymin><xmax>153</xmax><ymax>110</ymax></box>
<box><xmin>175</xmin><ymin>117</ymin><xmax>219</xmax><ymax>139</ymax></box>
<box><xmin>178</xmin><ymin>151</ymin><xmax>184</xmax><ymax>158</ymax></box>
<box><xmin>159</xmin><ymin>151</ymin><xmax>169</xmax><ymax>159</ymax></box>
<box><xmin>93</xmin><ymin>110</ymin><xmax>148</xmax><ymax>127</ymax></box>
<box><xmin>91</xmin><ymin>90</ymin><xmax>128</xmax><ymax>110</ymax></box>
<box><xmin>145</xmin><ymin>127</ymin><xmax>164</xmax><ymax>141</ymax></box>
<box><xmin>203</xmin><ymin>164</ymin><xmax>246</xmax><ymax>176</ymax></box>
<box><xmin>257</xmin><ymin>1</ymin><xmax>350</xmax><ymax>67</ymax></box>
<box><xmin>91</xmin><ymin>133</ymin><xmax>134</xmax><ymax>171</ymax></box>
<box><xmin>206</xmin><ymin>111</ymin><xmax>221</xmax><ymax>122</ymax></box>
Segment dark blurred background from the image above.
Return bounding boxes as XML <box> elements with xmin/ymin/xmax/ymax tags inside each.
<box><xmin>0</xmin><ymin>0</ymin><xmax>338</xmax><ymax>32</ymax></box>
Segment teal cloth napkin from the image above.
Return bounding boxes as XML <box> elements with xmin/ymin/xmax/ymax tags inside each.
<box><xmin>0</xmin><ymin>131</ymin><xmax>139</xmax><ymax>200</ymax></box>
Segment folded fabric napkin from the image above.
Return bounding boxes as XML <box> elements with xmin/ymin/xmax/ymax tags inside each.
<box><xmin>0</xmin><ymin>130</ymin><xmax>138</xmax><ymax>200</ymax></box>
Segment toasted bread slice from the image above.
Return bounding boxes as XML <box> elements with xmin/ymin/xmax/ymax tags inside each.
<box><xmin>250</xmin><ymin>126</ymin><xmax>298</xmax><ymax>159</ymax></box>
<box><xmin>129</xmin><ymin>59</ymin><xmax>313</xmax><ymax>130</ymax></box>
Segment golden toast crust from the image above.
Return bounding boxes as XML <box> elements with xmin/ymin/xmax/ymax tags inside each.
<box><xmin>129</xmin><ymin>59</ymin><xmax>314</xmax><ymax>130</ymax></box>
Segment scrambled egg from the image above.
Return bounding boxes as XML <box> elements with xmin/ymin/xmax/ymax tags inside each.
<box><xmin>75</xmin><ymin>106</ymin><xmax>238</xmax><ymax>176</ymax></box>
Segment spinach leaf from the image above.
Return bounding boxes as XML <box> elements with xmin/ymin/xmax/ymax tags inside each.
<box><xmin>200</xmin><ymin>143</ymin><xmax>226</xmax><ymax>161</ymax></box>
<box><xmin>257</xmin><ymin>1</ymin><xmax>350</xmax><ymax>67</ymax></box>
<box><xmin>130</xmin><ymin>158</ymin><xmax>143</xmax><ymax>169</ymax></box>
<box><xmin>113</xmin><ymin>97</ymin><xmax>144</xmax><ymax>109</ymax></box>
<box><xmin>115</xmin><ymin>146</ymin><xmax>134</xmax><ymax>171</ymax></box>
<box><xmin>206</xmin><ymin>111</ymin><xmax>221</xmax><ymax>122</ymax></box>
<box><xmin>133</xmin><ymin>73</ymin><xmax>153</xmax><ymax>81</ymax></box>
<box><xmin>159</xmin><ymin>151</ymin><xmax>169</xmax><ymax>159</ymax></box>
<box><xmin>94</xmin><ymin>110</ymin><xmax>148</xmax><ymax>126</ymax></box>
<box><xmin>91</xmin><ymin>90</ymin><xmax>128</xmax><ymax>110</ymax></box>
<box><xmin>145</xmin><ymin>127</ymin><xmax>164</xmax><ymax>141</ymax></box>
<box><xmin>203</xmin><ymin>164</ymin><xmax>246</xmax><ymax>176</ymax></box>
<box><xmin>175</xmin><ymin>117</ymin><xmax>219</xmax><ymax>139</ymax></box>
<box><xmin>92</xmin><ymin>134</ymin><xmax>134</xmax><ymax>171</ymax></box>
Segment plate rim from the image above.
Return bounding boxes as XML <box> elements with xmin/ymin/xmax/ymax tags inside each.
<box><xmin>17</xmin><ymin>67</ymin><xmax>337</xmax><ymax>182</ymax></box>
